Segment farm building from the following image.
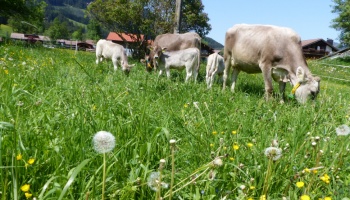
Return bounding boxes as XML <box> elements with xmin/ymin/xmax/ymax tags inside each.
<box><xmin>56</xmin><ymin>39</ymin><xmax>94</xmax><ymax>51</ymax></box>
<box><xmin>302</xmin><ymin>38</ymin><xmax>339</xmax><ymax>59</ymax></box>
<box><xmin>10</xmin><ymin>33</ymin><xmax>50</xmax><ymax>44</ymax></box>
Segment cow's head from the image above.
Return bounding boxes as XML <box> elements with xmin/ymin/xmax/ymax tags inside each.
<box><xmin>291</xmin><ymin>67</ymin><xmax>321</xmax><ymax>103</ymax></box>
<box><xmin>121</xmin><ymin>61</ymin><xmax>134</xmax><ymax>76</ymax></box>
<box><xmin>142</xmin><ymin>55</ymin><xmax>154</xmax><ymax>72</ymax></box>
<box><xmin>146</xmin><ymin>45</ymin><xmax>166</xmax><ymax>71</ymax></box>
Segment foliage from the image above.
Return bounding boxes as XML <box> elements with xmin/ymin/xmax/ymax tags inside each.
<box><xmin>45</xmin><ymin>17</ymin><xmax>70</xmax><ymax>40</ymax></box>
<box><xmin>1</xmin><ymin>43</ymin><xmax>349</xmax><ymax>199</ymax></box>
<box><xmin>331</xmin><ymin>0</ymin><xmax>350</xmax><ymax>46</ymax></box>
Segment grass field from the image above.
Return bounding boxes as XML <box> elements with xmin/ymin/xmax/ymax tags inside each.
<box><xmin>0</xmin><ymin>42</ymin><xmax>350</xmax><ymax>200</ymax></box>
<box><xmin>0</xmin><ymin>24</ymin><xmax>13</xmax><ymax>38</ymax></box>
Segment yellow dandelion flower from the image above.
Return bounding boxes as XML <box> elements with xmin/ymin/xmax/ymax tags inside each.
<box><xmin>260</xmin><ymin>195</ymin><xmax>266</xmax><ymax>200</ymax></box>
<box><xmin>296</xmin><ymin>181</ymin><xmax>305</xmax><ymax>188</ymax></box>
<box><xmin>92</xmin><ymin>105</ymin><xmax>96</xmax><ymax>110</ymax></box>
<box><xmin>300</xmin><ymin>195</ymin><xmax>310</xmax><ymax>200</ymax></box>
<box><xmin>249</xmin><ymin>186</ymin><xmax>255</xmax><ymax>190</ymax></box>
<box><xmin>248</xmin><ymin>198</ymin><xmax>253</xmax><ymax>200</ymax></box>
<box><xmin>233</xmin><ymin>144</ymin><xmax>239</xmax><ymax>150</ymax></box>
<box><xmin>24</xmin><ymin>192</ymin><xmax>32</xmax><ymax>199</ymax></box>
<box><xmin>210</xmin><ymin>143</ymin><xmax>214</xmax><ymax>147</ymax></box>
<box><xmin>304</xmin><ymin>168</ymin><xmax>310</xmax><ymax>173</ymax></box>
<box><xmin>312</xmin><ymin>169</ymin><xmax>318</xmax><ymax>174</ymax></box>
<box><xmin>212</xmin><ymin>131</ymin><xmax>218</xmax><ymax>135</ymax></box>
<box><xmin>223</xmin><ymin>146</ymin><xmax>227</xmax><ymax>150</ymax></box>
<box><xmin>20</xmin><ymin>184</ymin><xmax>30</xmax><ymax>192</ymax></box>
<box><xmin>232</xmin><ymin>130</ymin><xmax>237</xmax><ymax>134</ymax></box>
<box><xmin>16</xmin><ymin>154</ymin><xmax>22</xmax><ymax>160</ymax></box>
<box><xmin>27</xmin><ymin>158</ymin><xmax>35</xmax><ymax>165</ymax></box>
<box><xmin>320</xmin><ymin>174</ymin><xmax>330</xmax><ymax>184</ymax></box>
<box><xmin>221</xmin><ymin>131</ymin><xmax>224</xmax><ymax>134</ymax></box>
<box><xmin>247</xmin><ymin>143</ymin><xmax>253</xmax><ymax>148</ymax></box>
<box><xmin>229</xmin><ymin>157</ymin><xmax>234</xmax><ymax>161</ymax></box>
<box><xmin>324</xmin><ymin>197</ymin><xmax>332</xmax><ymax>200</ymax></box>
<box><xmin>183</xmin><ymin>103</ymin><xmax>188</xmax><ymax>108</ymax></box>
<box><xmin>4</xmin><ymin>69</ymin><xmax>9</xmax><ymax>75</ymax></box>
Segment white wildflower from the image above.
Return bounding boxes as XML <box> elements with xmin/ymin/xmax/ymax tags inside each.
<box><xmin>213</xmin><ymin>157</ymin><xmax>223</xmax><ymax>167</ymax></box>
<box><xmin>147</xmin><ymin>172</ymin><xmax>168</xmax><ymax>191</ymax></box>
<box><xmin>264</xmin><ymin>147</ymin><xmax>282</xmax><ymax>161</ymax></box>
<box><xmin>92</xmin><ymin>131</ymin><xmax>116</xmax><ymax>154</ymax></box>
<box><xmin>336</xmin><ymin>124</ymin><xmax>350</xmax><ymax>136</ymax></box>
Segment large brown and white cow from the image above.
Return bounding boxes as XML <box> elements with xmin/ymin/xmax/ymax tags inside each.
<box><xmin>206</xmin><ymin>52</ymin><xmax>225</xmax><ymax>89</ymax></box>
<box><xmin>151</xmin><ymin>47</ymin><xmax>200</xmax><ymax>82</ymax></box>
<box><xmin>223</xmin><ymin>24</ymin><xmax>320</xmax><ymax>103</ymax></box>
<box><xmin>96</xmin><ymin>39</ymin><xmax>134</xmax><ymax>74</ymax></box>
<box><xmin>145</xmin><ymin>32</ymin><xmax>201</xmax><ymax>71</ymax></box>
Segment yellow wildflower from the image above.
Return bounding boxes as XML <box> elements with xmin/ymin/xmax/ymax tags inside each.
<box><xmin>210</xmin><ymin>143</ymin><xmax>214</xmax><ymax>147</ymax></box>
<box><xmin>16</xmin><ymin>154</ymin><xmax>22</xmax><ymax>160</ymax></box>
<box><xmin>260</xmin><ymin>195</ymin><xmax>266</xmax><ymax>200</ymax></box>
<box><xmin>247</xmin><ymin>143</ymin><xmax>253</xmax><ymax>148</ymax></box>
<box><xmin>28</xmin><ymin>158</ymin><xmax>35</xmax><ymax>165</ymax></box>
<box><xmin>248</xmin><ymin>198</ymin><xmax>253</xmax><ymax>200</ymax></box>
<box><xmin>312</xmin><ymin>169</ymin><xmax>318</xmax><ymax>174</ymax></box>
<box><xmin>296</xmin><ymin>181</ymin><xmax>305</xmax><ymax>188</ymax></box>
<box><xmin>212</xmin><ymin>131</ymin><xmax>217</xmax><ymax>135</ymax></box>
<box><xmin>4</xmin><ymin>69</ymin><xmax>9</xmax><ymax>75</ymax></box>
<box><xmin>229</xmin><ymin>157</ymin><xmax>234</xmax><ymax>161</ymax></box>
<box><xmin>303</xmin><ymin>168</ymin><xmax>310</xmax><ymax>173</ymax></box>
<box><xmin>24</xmin><ymin>192</ymin><xmax>32</xmax><ymax>199</ymax></box>
<box><xmin>232</xmin><ymin>130</ymin><xmax>237</xmax><ymax>134</ymax></box>
<box><xmin>300</xmin><ymin>195</ymin><xmax>310</xmax><ymax>200</ymax></box>
<box><xmin>20</xmin><ymin>184</ymin><xmax>30</xmax><ymax>192</ymax></box>
<box><xmin>183</xmin><ymin>103</ymin><xmax>188</xmax><ymax>108</ymax></box>
<box><xmin>249</xmin><ymin>186</ymin><xmax>255</xmax><ymax>190</ymax></box>
<box><xmin>320</xmin><ymin>174</ymin><xmax>330</xmax><ymax>184</ymax></box>
<box><xmin>324</xmin><ymin>197</ymin><xmax>332</xmax><ymax>200</ymax></box>
<box><xmin>233</xmin><ymin>144</ymin><xmax>239</xmax><ymax>150</ymax></box>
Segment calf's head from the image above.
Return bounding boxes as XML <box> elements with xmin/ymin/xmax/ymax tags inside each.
<box><xmin>293</xmin><ymin>67</ymin><xmax>321</xmax><ymax>103</ymax></box>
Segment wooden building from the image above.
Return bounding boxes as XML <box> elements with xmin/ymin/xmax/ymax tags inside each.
<box><xmin>302</xmin><ymin>38</ymin><xmax>339</xmax><ymax>59</ymax></box>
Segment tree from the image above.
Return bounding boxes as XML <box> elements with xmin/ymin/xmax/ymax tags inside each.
<box><xmin>87</xmin><ymin>0</ymin><xmax>211</xmax><ymax>57</ymax></box>
<box><xmin>4</xmin><ymin>0</ymin><xmax>47</xmax><ymax>34</ymax></box>
<box><xmin>331</xmin><ymin>0</ymin><xmax>350</xmax><ymax>46</ymax></box>
<box><xmin>45</xmin><ymin>17</ymin><xmax>70</xmax><ymax>41</ymax></box>
<box><xmin>86</xmin><ymin>19</ymin><xmax>102</xmax><ymax>41</ymax></box>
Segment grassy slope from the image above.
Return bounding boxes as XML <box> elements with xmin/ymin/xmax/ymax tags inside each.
<box><xmin>0</xmin><ymin>24</ymin><xmax>13</xmax><ymax>37</ymax></box>
<box><xmin>0</xmin><ymin>43</ymin><xmax>349</xmax><ymax>199</ymax></box>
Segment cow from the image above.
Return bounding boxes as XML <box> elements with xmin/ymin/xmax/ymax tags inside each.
<box><xmin>151</xmin><ymin>47</ymin><xmax>200</xmax><ymax>82</ymax></box>
<box><xmin>206</xmin><ymin>52</ymin><xmax>225</xmax><ymax>89</ymax></box>
<box><xmin>145</xmin><ymin>32</ymin><xmax>201</xmax><ymax>71</ymax></box>
<box><xmin>95</xmin><ymin>39</ymin><xmax>134</xmax><ymax>74</ymax></box>
<box><xmin>223</xmin><ymin>24</ymin><xmax>321</xmax><ymax>103</ymax></box>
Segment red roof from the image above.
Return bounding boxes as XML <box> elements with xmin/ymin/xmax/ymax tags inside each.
<box><xmin>106</xmin><ymin>32</ymin><xmax>145</xmax><ymax>42</ymax></box>
<box><xmin>301</xmin><ymin>39</ymin><xmax>322</xmax><ymax>47</ymax></box>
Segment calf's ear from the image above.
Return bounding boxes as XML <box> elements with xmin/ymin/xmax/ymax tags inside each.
<box><xmin>296</xmin><ymin>66</ymin><xmax>307</xmax><ymax>83</ymax></box>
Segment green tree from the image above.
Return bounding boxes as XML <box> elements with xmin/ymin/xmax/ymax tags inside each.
<box><xmin>4</xmin><ymin>0</ymin><xmax>47</xmax><ymax>34</ymax></box>
<box><xmin>72</xmin><ymin>27</ymin><xmax>84</xmax><ymax>41</ymax></box>
<box><xmin>45</xmin><ymin>17</ymin><xmax>70</xmax><ymax>41</ymax></box>
<box><xmin>86</xmin><ymin>19</ymin><xmax>102</xmax><ymax>41</ymax></box>
<box><xmin>331</xmin><ymin>0</ymin><xmax>350</xmax><ymax>46</ymax></box>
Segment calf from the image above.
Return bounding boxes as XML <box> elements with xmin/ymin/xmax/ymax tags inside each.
<box><xmin>95</xmin><ymin>39</ymin><xmax>134</xmax><ymax>74</ymax></box>
<box><xmin>145</xmin><ymin>32</ymin><xmax>201</xmax><ymax>71</ymax></box>
<box><xmin>223</xmin><ymin>24</ymin><xmax>320</xmax><ymax>103</ymax></box>
<box><xmin>152</xmin><ymin>47</ymin><xmax>200</xmax><ymax>82</ymax></box>
<box><xmin>206</xmin><ymin>53</ymin><xmax>225</xmax><ymax>88</ymax></box>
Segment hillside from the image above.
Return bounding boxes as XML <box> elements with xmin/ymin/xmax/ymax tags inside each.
<box><xmin>203</xmin><ymin>36</ymin><xmax>224</xmax><ymax>50</ymax></box>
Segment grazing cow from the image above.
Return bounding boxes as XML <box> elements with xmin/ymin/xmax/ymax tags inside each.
<box><xmin>95</xmin><ymin>39</ymin><xmax>134</xmax><ymax>74</ymax></box>
<box><xmin>145</xmin><ymin>32</ymin><xmax>201</xmax><ymax>71</ymax></box>
<box><xmin>223</xmin><ymin>24</ymin><xmax>320</xmax><ymax>103</ymax></box>
<box><xmin>152</xmin><ymin>47</ymin><xmax>200</xmax><ymax>82</ymax></box>
<box><xmin>206</xmin><ymin>53</ymin><xmax>225</xmax><ymax>88</ymax></box>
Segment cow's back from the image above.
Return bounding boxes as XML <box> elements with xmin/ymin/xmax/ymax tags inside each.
<box><xmin>224</xmin><ymin>24</ymin><xmax>305</xmax><ymax>73</ymax></box>
<box><xmin>154</xmin><ymin>32</ymin><xmax>201</xmax><ymax>51</ymax></box>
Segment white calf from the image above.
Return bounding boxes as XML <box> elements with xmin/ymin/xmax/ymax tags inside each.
<box><xmin>153</xmin><ymin>47</ymin><xmax>200</xmax><ymax>82</ymax></box>
<box><xmin>206</xmin><ymin>53</ymin><xmax>225</xmax><ymax>88</ymax></box>
<box><xmin>95</xmin><ymin>39</ymin><xmax>133</xmax><ymax>74</ymax></box>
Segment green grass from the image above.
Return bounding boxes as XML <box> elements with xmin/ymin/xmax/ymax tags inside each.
<box><xmin>0</xmin><ymin>24</ymin><xmax>13</xmax><ymax>38</ymax></box>
<box><xmin>0</xmin><ymin>42</ymin><xmax>350</xmax><ymax>200</ymax></box>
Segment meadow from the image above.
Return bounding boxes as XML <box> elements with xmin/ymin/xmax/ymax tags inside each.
<box><xmin>0</xmin><ymin>42</ymin><xmax>350</xmax><ymax>200</ymax></box>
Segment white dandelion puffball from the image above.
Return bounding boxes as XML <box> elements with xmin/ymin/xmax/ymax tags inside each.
<box><xmin>336</xmin><ymin>124</ymin><xmax>350</xmax><ymax>136</ymax></box>
<box><xmin>147</xmin><ymin>172</ymin><xmax>169</xmax><ymax>191</ymax></box>
<box><xmin>264</xmin><ymin>147</ymin><xmax>282</xmax><ymax>161</ymax></box>
<box><xmin>93</xmin><ymin>131</ymin><xmax>116</xmax><ymax>153</ymax></box>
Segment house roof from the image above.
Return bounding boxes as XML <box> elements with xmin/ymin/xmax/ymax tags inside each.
<box><xmin>106</xmin><ymin>32</ymin><xmax>145</xmax><ymax>42</ymax></box>
<box><xmin>301</xmin><ymin>38</ymin><xmax>339</xmax><ymax>51</ymax></box>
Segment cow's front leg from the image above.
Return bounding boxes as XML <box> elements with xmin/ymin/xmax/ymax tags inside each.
<box><xmin>278</xmin><ymin>82</ymin><xmax>286</xmax><ymax>103</ymax></box>
<box><xmin>185</xmin><ymin>66</ymin><xmax>193</xmax><ymax>83</ymax></box>
<box><xmin>261</xmin><ymin>67</ymin><xmax>274</xmax><ymax>101</ymax></box>
<box><xmin>112</xmin><ymin>58</ymin><xmax>118</xmax><ymax>71</ymax></box>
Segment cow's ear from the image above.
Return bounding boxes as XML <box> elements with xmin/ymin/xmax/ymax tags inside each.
<box><xmin>296</xmin><ymin>66</ymin><xmax>306</xmax><ymax>82</ymax></box>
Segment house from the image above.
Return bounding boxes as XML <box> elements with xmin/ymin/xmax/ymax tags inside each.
<box><xmin>106</xmin><ymin>32</ymin><xmax>149</xmax><ymax>56</ymax></box>
<box><xmin>10</xmin><ymin>33</ymin><xmax>50</xmax><ymax>44</ymax></box>
<box><xmin>302</xmin><ymin>38</ymin><xmax>339</xmax><ymax>59</ymax></box>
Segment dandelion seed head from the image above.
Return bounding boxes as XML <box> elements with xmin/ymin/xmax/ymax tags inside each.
<box><xmin>147</xmin><ymin>172</ymin><xmax>168</xmax><ymax>191</ymax></box>
<box><xmin>92</xmin><ymin>131</ymin><xmax>116</xmax><ymax>154</ymax></box>
<box><xmin>213</xmin><ymin>157</ymin><xmax>223</xmax><ymax>167</ymax></box>
<box><xmin>336</xmin><ymin>124</ymin><xmax>350</xmax><ymax>136</ymax></box>
<box><xmin>264</xmin><ymin>147</ymin><xmax>282</xmax><ymax>161</ymax></box>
